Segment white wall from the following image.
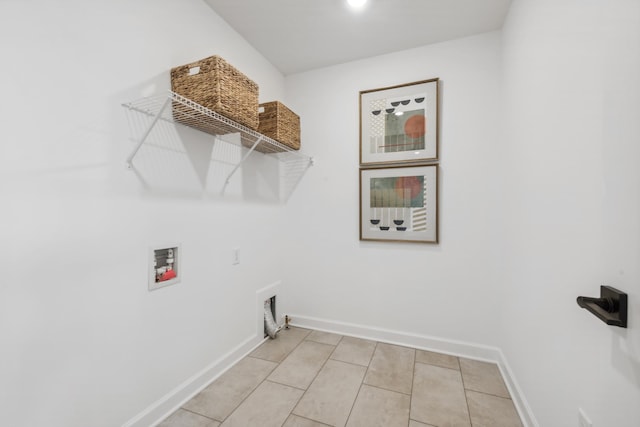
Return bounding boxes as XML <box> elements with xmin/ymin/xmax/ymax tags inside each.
<box><xmin>282</xmin><ymin>32</ymin><xmax>505</xmax><ymax>348</ymax></box>
<box><xmin>0</xmin><ymin>1</ymin><xmax>290</xmax><ymax>426</ymax></box>
<box><xmin>500</xmin><ymin>0</ymin><xmax>640</xmax><ymax>426</ymax></box>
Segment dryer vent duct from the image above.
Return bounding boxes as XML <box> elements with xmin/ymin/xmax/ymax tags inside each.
<box><xmin>264</xmin><ymin>296</ymin><xmax>281</xmax><ymax>339</ymax></box>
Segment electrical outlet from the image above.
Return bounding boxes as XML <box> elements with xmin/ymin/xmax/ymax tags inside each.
<box><xmin>578</xmin><ymin>408</ymin><xmax>592</xmax><ymax>427</ymax></box>
<box><xmin>232</xmin><ymin>248</ymin><xmax>240</xmax><ymax>265</ymax></box>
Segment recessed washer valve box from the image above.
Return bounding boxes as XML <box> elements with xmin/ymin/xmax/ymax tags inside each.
<box><xmin>149</xmin><ymin>244</ymin><xmax>181</xmax><ymax>291</ymax></box>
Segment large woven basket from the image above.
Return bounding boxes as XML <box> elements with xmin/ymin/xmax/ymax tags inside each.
<box><xmin>171</xmin><ymin>55</ymin><xmax>259</xmax><ymax>130</ymax></box>
<box><xmin>257</xmin><ymin>101</ymin><xmax>301</xmax><ymax>152</ymax></box>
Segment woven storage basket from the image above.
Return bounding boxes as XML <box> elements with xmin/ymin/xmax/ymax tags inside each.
<box><xmin>256</xmin><ymin>101</ymin><xmax>301</xmax><ymax>152</ymax></box>
<box><xmin>171</xmin><ymin>55</ymin><xmax>259</xmax><ymax>130</ymax></box>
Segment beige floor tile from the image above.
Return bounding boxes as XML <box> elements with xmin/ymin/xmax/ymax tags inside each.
<box><xmin>283</xmin><ymin>414</ymin><xmax>333</xmax><ymax>427</ymax></box>
<box><xmin>466</xmin><ymin>390</ymin><xmax>523</xmax><ymax>427</ymax></box>
<box><xmin>411</xmin><ymin>362</ymin><xmax>471</xmax><ymax>427</ymax></box>
<box><xmin>415</xmin><ymin>349</ymin><xmax>460</xmax><ymax>371</ymax></box>
<box><xmin>220</xmin><ymin>381</ymin><xmax>303</xmax><ymax>427</ymax></box>
<box><xmin>268</xmin><ymin>340</ymin><xmax>335</xmax><ymax>389</ymax></box>
<box><xmin>293</xmin><ymin>359</ymin><xmax>367</xmax><ymax>427</ymax></box>
<box><xmin>183</xmin><ymin>357</ymin><xmax>277</xmax><ymax>421</ymax></box>
<box><xmin>363</xmin><ymin>343</ymin><xmax>415</xmax><ymax>394</ymax></box>
<box><xmin>176</xmin><ymin>330</ymin><xmax>520</xmax><ymax>427</ymax></box>
<box><xmin>346</xmin><ymin>384</ymin><xmax>410</xmax><ymax>427</ymax></box>
<box><xmin>459</xmin><ymin>358</ymin><xmax>510</xmax><ymax>398</ymax></box>
<box><xmin>306</xmin><ymin>330</ymin><xmax>343</xmax><ymax>345</ymax></box>
<box><xmin>330</xmin><ymin>336</ymin><xmax>376</xmax><ymax>367</ymax></box>
<box><xmin>250</xmin><ymin>327</ymin><xmax>311</xmax><ymax>363</ymax></box>
<box><xmin>158</xmin><ymin>409</ymin><xmax>220</xmax><ymax>427</ymax></box>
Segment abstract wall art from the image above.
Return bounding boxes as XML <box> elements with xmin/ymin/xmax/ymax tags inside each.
<box><xmin>360</xmin><ymin>164</ymin><xmax>438</xmax><ymax>243</ymax></box>
<box><xmin>360</xmin><ymin>78</ymin><xmax>439</xmax><ymax>166</ymax></box>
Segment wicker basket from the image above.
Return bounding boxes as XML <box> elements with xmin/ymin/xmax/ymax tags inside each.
<box><xmin>170</xmin><ymin>55</ymin><xmax>259</xmax><ymax>130</ymax></box>
<box><xmin>257</xmin><ymin>101</ymin><xmax>301</xmax><ymax>151</ymax></box>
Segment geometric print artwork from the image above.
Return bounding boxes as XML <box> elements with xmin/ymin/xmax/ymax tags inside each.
<box><xmin>369</xmin><ymin>175</ymin><xmax>427</xmax><ymax>233</ymax></box>
<box><xmin>368</xmin><ymin>92</ymin><xmax>427</xmax><ymax>155</ymax></box>
<box><xmin>360</xmin><ymin>164</ymin><xmax>437</xmax><ymax>243</ymax></box>
<box><xmin>360</xmin><ymin>78</ymin><xmax>438</xmax><ymax>166</ymax></box>
<box><xmin>359</xmin><ymin>79</ymin><xmax>439</xmax><ymax>243</ymax></box>
<box><xmin>411</xmin><ymin>182</ymin><xmax>428</xmax><ymax>232</ymax></box>
<box><xmin>369</xmin><ymin>98</ymin><xmax>385</xmax><ymax>144</ymax></box>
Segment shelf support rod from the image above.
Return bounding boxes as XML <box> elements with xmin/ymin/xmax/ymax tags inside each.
<box><xmin>225</xmin><ymin>136</ymin><xmax>264</xmax><ymax>184</ymax></box>
<box><xmin>125</xmin><ymin>96</ymin><xmax>171</xmax><ymax>168</ymax></box>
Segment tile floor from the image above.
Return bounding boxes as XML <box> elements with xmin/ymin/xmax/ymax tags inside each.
<box><xmin>158</xmin><ymin>328</ymin><xmax>523</xmax><ymax>427</ymax></box>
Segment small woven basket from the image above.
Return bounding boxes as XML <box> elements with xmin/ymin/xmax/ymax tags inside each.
<box><xmin>257</xmin><ymin>101</ymin><xmax>301</xmax><ymax>151</ymax></box>
<box><xmin>171</xmin><ymin>55</ymin><xmax>259</xmax><ymax>130</ymax></box>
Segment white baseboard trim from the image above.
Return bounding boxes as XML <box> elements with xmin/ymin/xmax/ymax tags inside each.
<box><xmin>289</xmin><ymin>314</ymin><xmax>538</xmax><ymax>427</ymax></box>
<box><xmin>123</xmin><ymin>282</ymin><xmax>284</xmax><ymax>427</ymax></box>
<box><xmin>122</xmin><ymin>313</ymin><xmax>538</xmax><ymax>427</ymax></box>
<box><xmin>494</xmin><ymin>349</ymin><xmax>539</xmax><ymax>427</ymax></box>
<box><xmin>121</xmin><ymin>333</ymin><xmax>267</xmax><ymax>427</ymax></box>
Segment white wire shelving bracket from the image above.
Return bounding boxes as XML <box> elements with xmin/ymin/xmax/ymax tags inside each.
<box><xmin>122</xmin><ymin>91</ymin><xmax>314</xmax><ymax>185</ymax></box>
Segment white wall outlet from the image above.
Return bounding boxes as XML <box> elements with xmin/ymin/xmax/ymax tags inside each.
<box><xmin>232</xmin><ymin>248</ymin><xmax>240</xmax><ymax>265</ymax></box>
<box><xmin>578</xmin><ymin>408</ymin><xmax>592</xmax><ymax>427</ymax></box>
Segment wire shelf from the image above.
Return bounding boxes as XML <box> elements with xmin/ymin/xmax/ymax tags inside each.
<box><xmin>122</xmin><ymin>91</ymin><xmax>313</xmax><ymax>174</ymax></box>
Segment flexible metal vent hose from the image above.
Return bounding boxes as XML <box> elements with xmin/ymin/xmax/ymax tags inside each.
<box><xmin>264</xmin><ymin>299</ymin><xmax>282</xmax><ymax>339</ymax></box>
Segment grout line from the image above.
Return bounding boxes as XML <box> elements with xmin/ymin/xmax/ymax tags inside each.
<box><xmin>414</xmin><ymin>359</ymin><xmax>461</xmax><ymax>372</ymax></box>
<box><xmin>460</xmin><ymin>368</ymin><xmax>474</xmax><ymax>427</ymax></box>
<box><xmin>409</xmin><ymin>419</ymin><xmax>438</xmax><ymax>427</ymax></box>
<box><xmin>288</xmin><ymin>345</ymin><xmax>334</xmax><ymax>425</ymax></box>
<box><xmin>304</xmin><ymin>330</ymin><xmax>344</xmax><ymax>347</ymax></box>
<box><xmin>244</xmin><ymin>354</ymin><xmax>278</xmax><ymax>363</ymax></box>
<box><xmin>465</xmin><ymin>388</ymin><xmax>515</xmax><ymax>400</ymax></box>
<box><xmin>363</xmin><ymin>382</ymin><xmax>412</xmax><ymax>397</ymax></box>
<box><xmin>281</xmin><ymin>380</ymin><xmax>306</xmax><ymax>427</ymax></box>
<box><xmin>279</xmin><ymin>328</ymin><xmax>344</xmax><ymax>424</ymax></box>
<box><xmin>217</xmin><ymin>330</ymin><xmax>311</xmax><ymax>424</ymax></box>
<box><xmin>342</xmin><ymin>341</ymin><xmax>379</xmax><ymax>426</ymax></box>
<box><xmin>326</xmin><ymin>334</ymin><xmax>345</xmax><ymax>361</ymax></box>
<box><xmin>174</xmin><ymin>407</ymin><xmax>220</xmax><ymax>423</ymax></box>
<box><xmin>288</xmin><ymin>414</ymin><xmax>333</xmax><ymax>426</ymax></box>
<box><xmin>216</xmin><ymin>364</ymin><xmax>276</xmax><ymax>424</ymax></box>
<box><xmin>328</xmin><ymin>356</ymin><xmax>371</xmax><ymax>369</ymax></box>
<box><xmin>343</xmin><ymin>372</ymin><xmax>366</xmax><ymax>426</ymax></box>
<box><xmin>263</xmin><ymin>378</ymin><xmax>309</xmax><ymax>392</ymax></box>
<box><xmin>408</xmin><ymin>349</ymin><xmax>416</xmax><ymax>427</ymax></box>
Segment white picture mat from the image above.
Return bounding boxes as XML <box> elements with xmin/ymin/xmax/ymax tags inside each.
<box><xmin>360</xmin><ymin>165</ymin><xmax>438</xmax><ymax>243</ymax></box>
<box><xmin>360</xmin><ymin>79</ymin><xmax>438</xmax><ymax>165</ymax></box>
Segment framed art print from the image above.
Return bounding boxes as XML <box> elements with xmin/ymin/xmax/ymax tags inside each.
<box><xmin>360</xmin><ymin>78</ymin><xmax>439</xmax><ymax>166</ymax></box>
<box><xmin>360</xmin><ymin>164</ymin><xmax>438</xmax><ymax>243</ymax></box>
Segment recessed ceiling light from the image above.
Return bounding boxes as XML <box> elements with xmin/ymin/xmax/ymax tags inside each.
<box><xmin>347</xmin><ymin>0</ymin><xmax>367</xmax><ymax>8</ymax></box>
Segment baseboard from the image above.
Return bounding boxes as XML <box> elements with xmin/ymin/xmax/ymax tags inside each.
<box><xmin>289</xmin><ymin>314</ymin><xmax>539</xmax><ymax>427</ymax></box>
<box><xmin>122</xmin><ymin>313</ymin><xmax>538</xmax><ymax>427</ymax></box>
<box><xmin>121</xmin><ymin>333</ymin><xmax>267</xmax><ymax>427</ymax></box>
<box><xmin>494</xmin><ymin>349</ymin><xmax>539</xmax><ymax>427</ymax></box>
<box><xmin>123</xmin><ymin>282</ymin><xmax>283</xmax><ymax>427</ymax></box>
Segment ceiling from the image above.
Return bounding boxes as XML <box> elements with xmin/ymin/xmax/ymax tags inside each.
<box><xmin>204</xmin><ymin>0</ymin><xmax>513</xmax><ymax>75</ymax></box>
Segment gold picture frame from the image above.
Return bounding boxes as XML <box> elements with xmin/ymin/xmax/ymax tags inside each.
<box><xmin>360</xmin><ymin>78</ymin><xmax>439</xmax><ymax>166</ymax></box>
<box><xmin>360</xmin><ymin>164</ymin><xmax>438</xmax><ymax>243</ymax></box>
